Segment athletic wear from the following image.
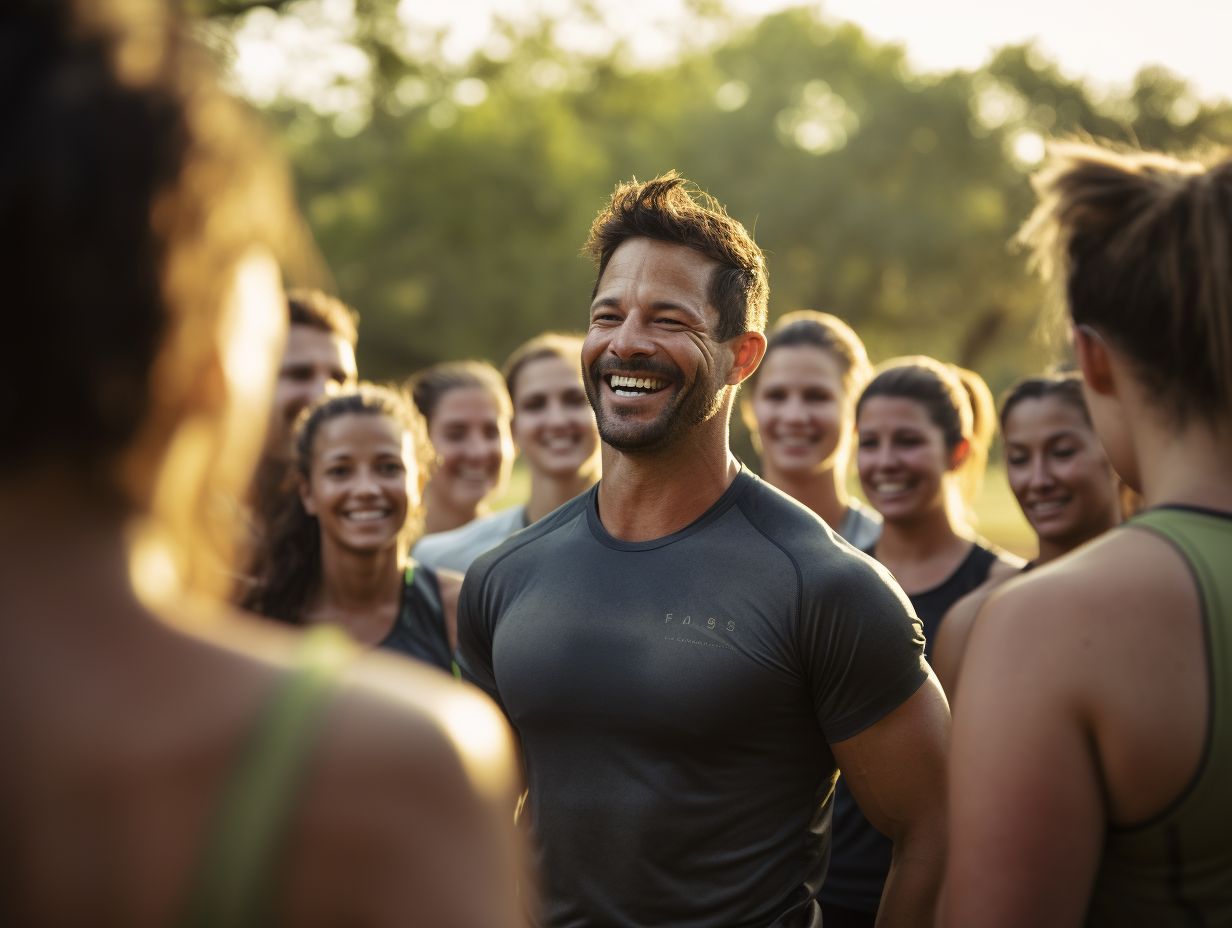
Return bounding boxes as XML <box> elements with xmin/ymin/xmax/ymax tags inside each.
<box><xmin>413</xmin><ymin>505</ymin><xmax>529</xmax><ymax>574</ymax></box>
<box><xmin>1086</xmin><ymin>505</ymin><xmax>1232</xmax><ymax>926</ymax></box>
<box><xmin>458</xmin><ymin>468</ymin><xmax>928</xmax><ymax>928</ymax></box>
<box><xmin>182</xmin><ymin>626</ymin><xmax>353</xmax><ymax>928</ymax></box>
<box><xmin>821</xmin><ymin>540</ymin><xmax>1019</xmax><ymax>916</ymax></box>
<box><xmin>379</xmin><ymin>562</ymin><xmax>452</xmax><ymax>672</ymax></box>
<box><xmin>837</xmin><ymin>500</ymin><xmax>881</xmax><ymax>552</ymax></box>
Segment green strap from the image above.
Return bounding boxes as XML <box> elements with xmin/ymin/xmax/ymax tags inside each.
<box><xmin>181</xmin><ymin>625</ymin><xmax>355</xmax><ymax>928</ymax></box>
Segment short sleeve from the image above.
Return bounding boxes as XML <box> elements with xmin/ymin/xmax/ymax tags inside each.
<box><xmin>802</xmin><ymin>551</ymin><xmax>929</xmax><ymax>743</ymax></box>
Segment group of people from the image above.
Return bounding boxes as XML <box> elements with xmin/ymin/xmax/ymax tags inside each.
<box><xmin>6</xmin><ymin>0</ymin><xmax>1231</xmax><ymax>926</ymax></box>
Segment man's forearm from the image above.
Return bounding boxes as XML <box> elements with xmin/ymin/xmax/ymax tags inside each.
<box><xmin>875</xmin><ymin>814</ymin><xmax>945</xmax><ymax>928</ymax></box>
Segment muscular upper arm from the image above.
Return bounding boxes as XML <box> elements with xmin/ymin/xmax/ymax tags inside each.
<box><xmin>939</xmin><ymin>580</ymin><xmax>1104</xmax><ymax>928</ymax></box>
<box><xmin>832</xmin><ymin>674</ymin><xmax>950</xmax><ymax>843</ymax></box>
<box><xmin>832</xmin><ymin>675</ymin><xmax>950</xmax><ymax>927</ymax></box>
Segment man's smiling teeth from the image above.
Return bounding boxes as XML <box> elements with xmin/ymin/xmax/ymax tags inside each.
<box><xmin>609</xmin><ymin>374</ymin><xmax>666</xmax><ymax>396</ymax></box>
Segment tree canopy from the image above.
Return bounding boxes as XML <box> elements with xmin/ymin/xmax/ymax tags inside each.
<box><xmin>202</xmin><ymin>0</ymin><xmax>1232</xmax><ymax>391</ymax></box>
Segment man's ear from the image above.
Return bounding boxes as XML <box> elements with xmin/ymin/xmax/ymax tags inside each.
<box><xmin>1074</xmin><ymin>324</ymin><xmax>1115</xmax><ymax>396</ymax></box>
<box><xmin>726</xmin><ymin>331</ymin><xmax>767</xmax><ymax>386</ymax></box>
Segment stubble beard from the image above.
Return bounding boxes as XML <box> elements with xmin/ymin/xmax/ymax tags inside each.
<box><xmin>585</xmin><ymin>359</ymin><xmax>728</xmax><ymax>453</ymax></box>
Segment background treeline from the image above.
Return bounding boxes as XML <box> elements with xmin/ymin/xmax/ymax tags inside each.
<box><xmin>202</xmin><ymin>0</ymin><xmax>1232</xmax><ymax>393</ymax></box>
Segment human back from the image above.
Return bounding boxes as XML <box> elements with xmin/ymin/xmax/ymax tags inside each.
<box><xmin>0</xmin><ymin>1</ymin><xmax>521</xmax><ymax>924</ymax></box>
<box><xmin>941</xmin><ymin>143</ymin><xmax>1232</xmax><ymax>926</ymax></box>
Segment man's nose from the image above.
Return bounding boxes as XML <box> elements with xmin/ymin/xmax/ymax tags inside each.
<box><xmin>608</xmin><ymin>315</ymin><xmax>655</xmax><ymax>359</ymax></box>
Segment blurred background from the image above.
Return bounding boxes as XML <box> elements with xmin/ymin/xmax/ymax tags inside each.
<box><xmin>194</xmin><ymin>0</ymin><xmax>1232</xmax><ymax>553</ymax></box>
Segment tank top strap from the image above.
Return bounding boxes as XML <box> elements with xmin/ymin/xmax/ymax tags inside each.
<box><xmin>1090</xmin><ymin>506</ymin><xmax>1232</xmax><ymax>922</ymax></box>
<box><xmin>1129</xmin><ymin>506</ymin><xmax>1231</xmax><ymax>680</ymax></box>
<box><xmin>180</xmin><ymin>625</ymin><xmax>356</xmax><ymax>928</ymax></box>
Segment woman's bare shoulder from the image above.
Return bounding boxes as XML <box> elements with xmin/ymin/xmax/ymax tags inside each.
<box><xmin>185</xmin><ymin>609</ymin><xmax>523</xmax><ymax>926</ymax></box>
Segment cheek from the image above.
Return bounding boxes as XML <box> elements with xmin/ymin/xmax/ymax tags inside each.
<box><xmin>1005</xmin><ymin>466</ymin><xmax>1031</xmax><ymax>501</ymax></box>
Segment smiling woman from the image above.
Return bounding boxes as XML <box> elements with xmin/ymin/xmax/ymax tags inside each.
<box><xmin>931</xmin><ymin>371</ymin><xmax>1123</xmax><ymax>696</ymax></box>
<box><xmin>821</xmin><ymin>354</ymin><xmax>1021</xmax><ymax>926</ymax></box>
<box><xmin>744</xmin><ymin>310</ymin><xmax>879</xmax><ymax>548</ymax></box>
<box><xmin>408</xmin><ymin>360</ymin><xmax>515</xmax><ymax>536</ymax></box>
<box><xmin>245</xmin><ymin>383</ymin><xmax>461</xmax><ymax>671</ymax></box>
<box><xmin>413</xmin><ymin>332</ymin><xmax>601</xmax><ymax>574</ymax></box>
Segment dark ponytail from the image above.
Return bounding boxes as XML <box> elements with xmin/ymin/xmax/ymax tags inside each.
<box><xmin>1020</xmin><ymin>142</ymin><xmax>1232</xmax><ymax>425</ymax></box>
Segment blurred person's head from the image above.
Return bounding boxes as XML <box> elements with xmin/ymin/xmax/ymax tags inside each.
<box><xmin>249</xmin><ymin>384</ymin><xmax>430</xmax><ymax>622</ymax></box>
<box><xmin>0</xmin><ymin>0</ymin><xmax>299</xmax><ymax>595</ymax></box>
<box><xmin>999</xmin><ymin>373</ymin><xmax>1121</xmax><ymax>558</ymax></box>
<box><xmin>855</xmin><ymin>357</ymin><xmax>994</xmax><ymax>529</ymax></box>
<box><xmin>745</xmin><ymin>310</ymin><xmax>872</xmax><ymax>481</ymax></box>
<box><xmin>266</xmin><ymin>289</ymin><xmax>359</xmax><ymax>459</ymax></box>
<box><xmin>502</xmin><ymin>333</ymin><xmax>599</xmax><ymax>484</ymax></box>
<box><xmin>1020</xmin><ymin>142</ymin><xmax>1232</xmax><ymax>490</ymax></box>
<box><xmin>408</xmin><ymin>361</ymin><xmax>514</xmax><ymax>532</ymax></box>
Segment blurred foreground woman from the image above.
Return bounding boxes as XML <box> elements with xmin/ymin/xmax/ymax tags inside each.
<box><xmin>0</xmin><ymin>2</ymin><xmax>522</xmax><ymax>925</ymax></box>
<box><xmin>941</xmin><ymin>143</ymin><xmax>1232</xmax><ymax>926</ymax></box>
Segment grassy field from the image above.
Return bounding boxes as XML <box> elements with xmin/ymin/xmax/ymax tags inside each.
<box><xmin>495</xmin><ymin>460</ymin><xmax>1036</xmax><ymax>560</ymax></box>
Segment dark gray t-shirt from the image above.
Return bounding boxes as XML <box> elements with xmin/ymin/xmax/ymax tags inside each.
<box><xmin>458</xmin><ymin>469</ymin><xmax>927</xmax><ymax>928</ymax></box>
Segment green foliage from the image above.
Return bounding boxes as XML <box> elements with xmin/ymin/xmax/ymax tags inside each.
<box><xmin>209</xmin><ymin>1</ymin><xmax>1232</xmax><ymax>392</ymax></box>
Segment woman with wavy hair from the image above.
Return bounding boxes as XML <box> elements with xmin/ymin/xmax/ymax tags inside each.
<box><xmin>247</xmin><ymin>384</ymin><xmax>462</xmax><ymax>672</ymax></box>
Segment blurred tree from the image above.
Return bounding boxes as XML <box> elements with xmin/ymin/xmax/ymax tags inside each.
<box><xmin>200</xmin><ymin>1</ymin><xmax>1232</xmax><ymax>392</ymax></box>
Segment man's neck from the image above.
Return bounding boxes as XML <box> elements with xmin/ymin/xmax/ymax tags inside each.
<box><xmin>595</xmin><ymin>423</ymin><xmax>740</xmax><ymax>542</ymax></box>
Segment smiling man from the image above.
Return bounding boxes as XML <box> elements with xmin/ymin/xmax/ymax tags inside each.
<box><xmin>457</xmin><ymin>173</ymin><xmax>950</xmax><ymax>928</ymax></box>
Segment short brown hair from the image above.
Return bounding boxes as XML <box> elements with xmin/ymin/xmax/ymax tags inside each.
<box><xmin>287</xmin><ymin>288</ymin><xmax>358</xmax><ymax>347</ymax></box>
<box><xmin>583</xmin><ymin>172</ymin><xmax>769</xmax><ymax>340</ymax></box>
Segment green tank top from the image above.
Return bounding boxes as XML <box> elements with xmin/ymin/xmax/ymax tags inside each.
<box><xmin>1087</xmin><ymin>506</ymin><xmax>1232</xmax><ymax>926</ymax></box>
<box><xmin>180</xmin><ymin>625</ymin><xmax>355</xmax><ymax>928</ymax></box>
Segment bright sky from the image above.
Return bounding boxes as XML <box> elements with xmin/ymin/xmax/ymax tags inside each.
<box><xmin>232</xmin><ymin>0</ymin><xmax>1232</xmax><ymax>106</ymax></box>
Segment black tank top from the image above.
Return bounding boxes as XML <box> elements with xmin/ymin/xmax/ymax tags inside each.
<box><xmin>907</xmin><ymin>542</ymin><xmax>1004</xmax><ymax>658</ymax></box>
<box><xmin>378</xmin><ymin>563</ymin><xmax>452</xmax><ymax>672</ymax></box>
<box><xmin>820</xmin><ymin>541</ymin><xmax>1010</xmax><ymax>915</ymax></box>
